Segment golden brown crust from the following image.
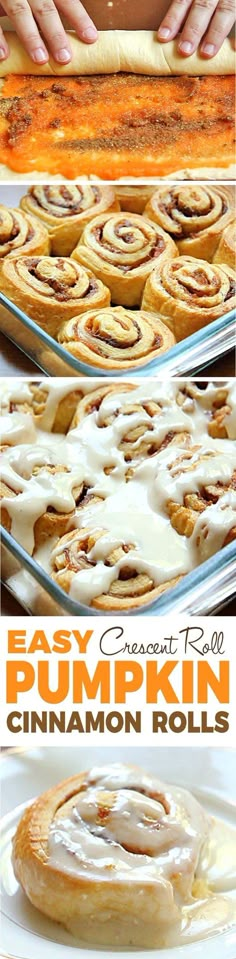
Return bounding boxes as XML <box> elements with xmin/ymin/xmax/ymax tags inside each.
<box><xmin>0</xmin><ymin>255</ymin><xmax>110</xmax><ymax>338</ymax></box>
<box><xmin>0</xmin><ymin>205</ymin><xmax>50</xmax><ymax>259</ymax></box>
<box><xmin>144</xmin><ymin>185</ymin><xmax>234</xmax><ymax>261</ymax></box>
<box><xmin>57</xmin><ymin>306</ymin><xmax>176</xmax><ymax>370</ymax></box>
<box><xmin>213</xmin><ymin>220</ymin><xmax>236</xmax><ymax>270</ymax></box>
<box><xmin>142</xmin><ymin>256</ymin><xmax>236</xmax><ymax>340</ymax></box>
<box><xmin>20</xmin><ymin>184</ymin><xmax>119</xmax><ymax>256</ymax></box>
<box><xmin>72</xmin><ymin>212</ymin><xmax>178</xmax><ymax>307</ymax></box>
<box><xmin>115</xmin><ymin>186</ymin><xmax>155</xmax><ymax>214</ymax></box>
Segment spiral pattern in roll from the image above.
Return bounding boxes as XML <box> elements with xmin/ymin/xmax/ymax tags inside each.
<box><xmin>142</xmin><ymin>255</ymin><xmax>236</xmax><ymax>340</ymax></box>
<box><xmin>72</xmin><ymin>212</ymin><xmax>177</xmax><ymax>306</ymax></box>
<box><xmin>0</xmin><ymin>205</ymin><xmax>50</xmax><ymax>259</ymax></box>
<box><xmin>12</xmin><ymin>764</ymin><xmax>209</xmax><ymax>947</ymax></box>
<box><xmin>20</xmin><ymin>184</ymin><xmax>119</xmax><ymax>256</ymax></box>
<box><xmin>144</xmin><ymin>185</ymin><xmax>234</xmax><ymax>260</ymax></box>
<box><xmin>51</xmin><ymin>526</ymin><xmax>180</xmax><ymax>609</ymax></box>
<box><xmin>0</xmin><ymin>255</ymin><xmax>110</xmax><ymax>338</ymax></box>
<box><xmin>57</xmin><ymin>306</ymin><xmax>176</xmax><ymax>370</ymax></box>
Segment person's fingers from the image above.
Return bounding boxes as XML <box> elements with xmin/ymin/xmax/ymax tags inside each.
<box><xmin>29</xmin><ymin>0</ymin><xmax>72</xmax><ymax>62</ymax></box>
<box><xmin>0</xmin><ymin>23</ymin><xmax>9</xmax><ymax>59</ymax></box>
<box><xmin>157</xmin><ymin>0</ymin><xmax>193</xmax><ymax>41</ymax></box>
<box><xmin>2</xmin><ymin>0</ymin><xmax>49</xmax><ymax>62</ymax></box>
<box><xmin>200</xmin><ymin>1</ymin><xmax>235</xmax><ymax>55</ymax></box>
<box><xmin>56</xmin><ymin>0</ymin><xmax>97</xmax><ymax>42</ymax></box>
<box><xmin>177</xmin><ymin>0</ymin><xmax>218</xmax><ymax>55</ymax></box>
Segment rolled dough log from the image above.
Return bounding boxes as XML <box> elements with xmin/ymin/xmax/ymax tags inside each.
<box><xmin>0</xmin><ymin>31</ymin><xmax>234</xmax><ymax>77</ymax></box>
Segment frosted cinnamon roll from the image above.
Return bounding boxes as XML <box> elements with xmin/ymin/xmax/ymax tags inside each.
<box><xmin>115</xmin><ymin>185</ymin><xmax>155</xmax><ymax>214</ymax></box>
<box><xmin>20</xmin><ymin>184</ymin><xmax>119</xmax><ymax>256</ymax></box>
<box><xmin>213</xmin><ymin>220</ymin><xmax>236</xmax><ymax>270</ymax></box>
<box><xmin>6</xmin><ymin>382</ymin><xmax>84</xmax><ymax>434</ymax></box>
<box><xmin>57</xmin><ymin>307</ymin><xmax>176</xmax><ymax>371</ymax></box>
<box><xmin>0</xmin><ymin>256</ymin><xmax>110</xmax><ymax>339</ymax></box>
<box><xmin>142</xmin><ymin>256</ymin><xmax>236</xmax><ymax>340</ymax></box>
<box><xmin>12</xmin><ymin>763</ymin><xmax>209</xmax><ymax>948</ymax></box>
<box><xmin>144</xmin><ymin>185</ymin><xmax>234</xmax><ymax>261</ymax></box>
<box><xmin>0</xmin><ymin>445</ymin><xmax>105</xmax><ymax>554</ymax></box>
<box><xmin>70</xmin><ymin>382</ymin><xmax>135</xmax><ymax>428</ymax></box>
<box><xmin>0</xmin><ymin>205</ymin><xmax>50</xmax><ymax>260</ymax></box>
<box><xmin>72</xmin><ymin>212</ymin><xmax>177</xmax><ymax>307</ymax></box>
<box><xmin>50</xmin><ymin>527</ymin><xmax>181</xmax><ymax>610</ymax></box>
<box><xmin>161</xmin><ymin>448</ymin><xmax>236</xmax><ymax>550</ymax></box>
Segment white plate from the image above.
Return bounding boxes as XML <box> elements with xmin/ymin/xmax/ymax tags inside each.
<box><xmin>1</xmin><ymin>746</ymin><xmax>236</xmax><ymax>959</ymax></box>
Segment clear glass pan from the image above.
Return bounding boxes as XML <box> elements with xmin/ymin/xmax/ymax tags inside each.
<box><xmin>1</xmin><ymin>526</ymin><xmax>236</xmax><ymax>617</ymax></box>
<box><xmin>0</xmin><ymin>292</ymin><xmax>235</xmax><ymax>379</ymax></box>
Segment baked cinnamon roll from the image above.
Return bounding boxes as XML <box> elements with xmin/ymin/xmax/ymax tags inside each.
<box><xmin>50</xmin><ymin>526</ymin><xmax>181</xmax><ymax>609</ymax></box>
<box><xmin>142</xmin><ymin>256</ymin><xmax>236</xmax><ymax>340</ymax></box>
<box><xmin>0</xmin><ymin>205</ymin><xmax>50</xmax><ymax>259</ymax></box>
<box><xmin>162</xmin><ymin>448</ymin><xmax>236</xmax><ymax>552</ymax></box>
<box><xmin>6</xmin><ymin>382</ymin><xmax>84</xmax><ymax>434</ymax></box>
<box><xmin>0</xmin><ymin>256</ymin><xmax>110</xmax><ymax>338</ymax></box>
<box><xmin>72</xmin><ymin>212</ymin><xmax>177</xmax><ymax>306</ymax></box>
<box><xmin>115</xmin><ymin>185</ymin><xmax>155</xmax><ymax>214</ymax></box>
<box><xmin>12</xmin><ymin>763</ymin><xmax>209</xmax><ymax>947</ymax></box>
<box><xmin>57</xmin><ymin>307</ymin><xmax>175</xmax><ymax>371</ymax></box>
<box><xmin>20</xmin><ymin>184</ymin><xmax>119</xmax><ymax>256</ymax></box>
<box><xmin>213</xmin><ymin>220</ymin><xmax>236</xmax><ymax>270</ymax></box>
<box><xmin>144</xmin><ymin>185</ymin><xmax>234</xmax><ymax>261</ymax></box>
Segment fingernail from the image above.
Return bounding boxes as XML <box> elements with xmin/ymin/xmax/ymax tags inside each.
<box><xmin>0</xmin><ymin>47</ymin><xmax>7</xmax><ymax>60</ymax></box>
<box><xmin>201</xmin><ymin>42</ymin><xmax>215</xmax><ymax>56</ymax></box>
<box><xmin>81</xmin><ymin>27</ymin><xmax>98</xmax><ymax>41</ymax></box>
<box><xmin>157</xmin><ymin>27</ymin><xmax>171</xmax><ymax>39</ymax></box>
<box><xmin>179</xmin><ymin>40</ymin><xmax>193</xmax><ymax>54</ymax></box>
<box><xmin>56</xmin><ymin>48</ymin><xmax>71</xmax><ymax>63</ymax></box>
<box><xmin>32</xmin><ymin>48</ymin><xmax>48</xmax><ymax>63</ymax></box>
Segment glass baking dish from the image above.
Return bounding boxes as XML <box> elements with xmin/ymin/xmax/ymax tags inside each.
<box><xmin>1</xmin><ymin>526</ymin><xmax>236</xmax><ymax>616</ymax></box>
<box><xmin>0</xmin><ymin>292</ymin><xmax>235</xmax><ymax>379</ymax></box>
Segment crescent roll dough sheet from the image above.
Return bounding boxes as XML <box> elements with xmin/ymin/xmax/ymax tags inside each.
<box><xmin>0</xmin><ymin>31</ymin><xmax>234</xmax><ymax>77</ymax></box>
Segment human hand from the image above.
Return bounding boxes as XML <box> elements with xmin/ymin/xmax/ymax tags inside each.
<box><xmin>157</xmin><ymin>0</ymin><xmax>235</xmax><ymax>57</ymax></box>
<box><xmin>0</xmin><ymin>0</ymin><xmax>97</xmax><ymax>64</ymax></box>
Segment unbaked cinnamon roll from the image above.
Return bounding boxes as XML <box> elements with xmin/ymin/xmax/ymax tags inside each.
<box><xmin>12</xmin><ymin>763</ymin><xmax>209</xmax><ymax>947</ymax></box>
<box><xmin>20</xmin><ymin>184</ymin><xmax>119</xmax><ymax>256</ymax></box>
<box><xmin>213</xmin><ymin>220</ymin><xmax>236</xmax><ymax>270</ymax></box>
<box><xmin>0</xmin><ymin>205</ymin><xmax>50</xmax><ymax>260</ymax></box>
<box><xmin>50</xmin><ymin>526</ymin><xmax>181</xmax><ymax>609</ymax></box>
<box><xmin>142</xmin><ymin>256</ymin><xmax>236</xmax><ymax>340</ymax></box>
<box><xmin>0</xmin><ymin>256</ymin><xmax>110</xmax><ymax>339</ymax></box>
<box><xmin>57</xmin><ymin>306</ymin><xmax>175</xmax><ymax>371</ymax></box>
<box><xmin>72</xmin><ymin>212</ymin><xmax>177</xmax><ymax>306</ymax></box>
<box><xmin>144</xmin><ymin>185</ymin><xmax>234</xmax><ymax>261</ymax></box>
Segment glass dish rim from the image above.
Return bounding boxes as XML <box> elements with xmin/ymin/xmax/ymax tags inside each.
<box><xmin>0</xmin><ymin>291</ymin><xmax>235</xmax><ymax>379</ymax></box>
<box><xmin>1</xmin><ymin>525</ymin><xmax>236</xmax><ymax>617</ymax></box>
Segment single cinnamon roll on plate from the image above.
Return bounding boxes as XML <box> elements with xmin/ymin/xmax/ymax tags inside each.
<box><xmin>12</xmin><ymin>763</ymin><xmax>209</xmax><ymax>948</ymax></box>
<box><xmin>20</xmin><ymin>183</ymin><xmax>119</xmax><ymax>256</ymax></box>
<box><xmin>144</xmin><ymin>185</ymin><xmax>234</xmax><ymax>261</ymax></box>
<box><xmin>0</xmin><ymin>205</ymin><xmax>50</xmax><ymax>259</ymax></box>
<box><xmin>142</xmin><ymin>256</ymin><xmax>236</xmax><ymax>340</ymax></box>
<box><xmin>72</xmin><ymin>212</ymin><xmax>177</xmax><ymax>306</ymax></box>
<box><xmin>57</xmin><ymin>306</ymin><xmax>176</xmax><ymax>371</ymax></box>
<box><xmin>0</xmin><ymin>256</ymin><xmax>110</xmax><ymax>339</ymax></box>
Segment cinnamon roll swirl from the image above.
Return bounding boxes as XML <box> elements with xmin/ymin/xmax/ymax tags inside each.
<box><xmin>162</xmin><ymin>448</ymin><xmax>236</xmax><ymax>553</ymax></box>
<box><xmin>0</xmin><ymin>205</ymin><xmax>50</xmax><ymax>259</ymax></box>
<box><xmin>72</xmin><ymin>212</ymin><xmax>177</xmax><ymax>307</ymax></box>
<box><xmin>142</xmin><ymin>256</ymin><xmax>236</xmax><ymax>340</ymax></box>
<box><xmin>20</xmin><ymin>184</ymin><xmax>119</xmax><ymax>256</ymax></box>
<box><xmin>50</xmin><ymin>526</ymin><xmax>181</xmax><ymax>609</ymax></box>
<box><xmin>0</xmin><ymin>256</ymin><xmax>110</xmax><ymax>339</ymax></box>
<box><xmin>12</xmin><ymin>763</ymin><xmax>209</xmax><ymax>947</ymax></box>
<box><xmin>144</xmin><ymin>185</ymin><xmax>234</xmax><ymax>261</ymax></box>
<box><xmin>57</xmin><ymin>307</ymin><xmax>175</xmax><ymax>371</ymax></box>
<box><xmin>213</xmin><ymin>220</ymin><xmax>236</xmax><ymax>271</ymax></box>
